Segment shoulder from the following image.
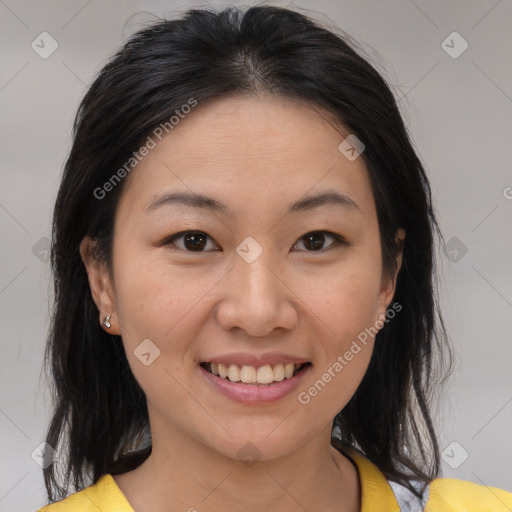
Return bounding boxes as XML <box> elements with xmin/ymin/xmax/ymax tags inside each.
<box><xmin>339</xmin><ymin>443</ymin><xmax>512</xmax><ymax>512</ymax></box>
<box><xmin>36</xmin><ymin>474</ymin><xmax>134</xmax><ymax>512</ymax></box>
<box><xmin>425</xmin><ymin>477</ymin><xmax>512</xmax><ymax>511</ymax></box>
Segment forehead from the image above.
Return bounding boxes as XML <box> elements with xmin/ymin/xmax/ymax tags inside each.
<box><xmin>116</xmin><ymin>94</ymin><xmax>373</xmax><ymax>220</ymax></box>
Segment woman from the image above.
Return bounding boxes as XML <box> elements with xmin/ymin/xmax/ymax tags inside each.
<box><xmin>37</xmin><ymin>5</ymin><xmax>512</xmax><ymax>511</ymax></box>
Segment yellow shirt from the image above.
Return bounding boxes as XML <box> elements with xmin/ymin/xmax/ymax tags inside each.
<box><xmin>37</xmin><ymin>448</ymin><xmax>512</xmax><ymax>511</ymax></box>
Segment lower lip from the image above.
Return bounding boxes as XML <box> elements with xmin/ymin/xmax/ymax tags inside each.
<box><xmin>199</xmin><ymin>364</ymin><xmax>312</xmax><ymax>404</ymax></box>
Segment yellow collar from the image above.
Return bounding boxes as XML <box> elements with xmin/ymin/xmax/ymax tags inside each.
<box><xmin>341</xmin><ymin>446</ymin><xmax>401</xmax><ymax>511</ymax></box>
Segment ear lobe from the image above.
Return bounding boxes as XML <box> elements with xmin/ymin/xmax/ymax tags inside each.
<box><xmin>79</xmin><ymin>236</ymin><xmax>119</xmax><ymax>334</ymax></box>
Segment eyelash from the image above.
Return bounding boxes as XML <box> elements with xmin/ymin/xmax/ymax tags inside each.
<box><xmin>162</xmin><ymin>230</ymin><xmax>348</xmax><ymax>253</ymax></box>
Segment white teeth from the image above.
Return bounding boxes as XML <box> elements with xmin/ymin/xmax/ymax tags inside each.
<box><xmin>272</xmin><ymin>364</ymin><xmax>285</xmax><ymax>382</ymax></box>
<box><xmin>207</xmin><ymin>362</ymin><xmax>305</xmax><ymax>384</ymax></box>
<box><xmin>227</xmin><ymin>364</ymin><xmax>240</xmax><ymax>382</ymax></box>
<box><xmin>240</xmin><ymin>365</ymin><xmax>257</xmax><ymax>384</ymax></box>
<box><xmin>218</xmin><ymin>363</ymin><xmax>228</xmax><ymax>379</ymax></box>
<box><xmin>284</xmin><ymin>363</ymin><xmax>294</xmax><ymax>379</ymax></box>
<box><xmin>256</xmin><ymin>364</ymin><xmax>274</xmax><ymax>384</ymax></box>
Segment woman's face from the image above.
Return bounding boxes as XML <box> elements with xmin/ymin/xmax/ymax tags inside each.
<box><xmin>82</xmin><ymin>94</ymin><xmax>401</xmax><ymax>462</ymax></box>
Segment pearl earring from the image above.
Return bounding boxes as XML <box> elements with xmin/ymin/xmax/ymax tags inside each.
<box><xmin>102</xmin><ymin>314</ymin><xmax>111</xmax><ymax>328</ymax></box>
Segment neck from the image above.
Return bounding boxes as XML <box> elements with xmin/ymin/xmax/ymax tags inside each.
<box><xmin>113</xmin><ymin>422</ymin><xmax>360</xmax><ymax>512</ymax></box>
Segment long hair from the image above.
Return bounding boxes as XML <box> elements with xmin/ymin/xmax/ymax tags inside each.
<box><xmin>42</xmin><ymin>5</ymin><xmax>453</xmax><ymax>502</ymax></box>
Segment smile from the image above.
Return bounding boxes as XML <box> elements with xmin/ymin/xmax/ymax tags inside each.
<box><xmin>200</xmin><ymin>362</ymin><xmax>311</xmax><ymax>385</ymax></box>
<box><xmin>199</xmin><ymin>361</ymin><xmax>313</xmax><ymax>404</ymax></box>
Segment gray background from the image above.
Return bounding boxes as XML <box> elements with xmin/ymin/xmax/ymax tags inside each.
<box><xmin>0</xmin><ymin>0</ymin><xmax>511</xmax><ymax>510</ymax></box>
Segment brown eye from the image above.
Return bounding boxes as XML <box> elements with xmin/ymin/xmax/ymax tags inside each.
<box><xmin>293</xmin><ymin>231</ymin><xmax>345</xmax><ymax>252</ymax></box>
<box><xmin>164</xmin><ymin>231</ymin><xmax>218</xmax><ymax>252</ymax></box>
<box><xmin>163</xmin><ymin>230</ymin><xmax>346</xmax><ymax>254</ymax></box>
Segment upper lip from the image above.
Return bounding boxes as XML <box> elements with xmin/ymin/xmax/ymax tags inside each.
<box><xmin>200</xmin><ymin>352</ymin><xmax>310</xmax><ymax>367</ymax></box>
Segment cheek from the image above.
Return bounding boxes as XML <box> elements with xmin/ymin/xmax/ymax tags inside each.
<box><xmin>111</xmin><ymin>249</ymin><xmax>210</xmax><ymax>352</ymax></box>
<box><xmin>111</xmin><ymin>256</ymin><xmax>213</xmax><ymax>405</ymax></box>
<box><xmin>300</xmin><ymin>257</ymin><xmax>383</xmax><ymax>338</ymax></box>
<box><xmin>293</xmin><ymin>258</ymin><xmax>381</xmax><ymax>410</ymax></box>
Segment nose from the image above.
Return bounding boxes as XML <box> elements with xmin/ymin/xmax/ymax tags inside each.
<box><xmin>215</xmin><ymin>250</ymin><xmax>299</xmax><ymax>337</ymax></box>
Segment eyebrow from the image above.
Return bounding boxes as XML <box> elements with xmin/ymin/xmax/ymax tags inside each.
<box><xmin>145</xmin><ymin>189</ymin><xmax>360</xmax><ymax>217</ymax></box>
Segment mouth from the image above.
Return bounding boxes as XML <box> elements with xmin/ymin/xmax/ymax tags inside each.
<box><xmin>199</xmin><ymin>361</ymin><xmax>312</xmax><ymax>386</ymax></box>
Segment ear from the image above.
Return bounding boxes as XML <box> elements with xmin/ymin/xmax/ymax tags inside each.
<box><xmin>375</xmin><ymin>228</ymin><xmax>405</xmax><ymax>320</ymax></box>
<box><xmin>79</xmin><ymin>235</ymin><xmax>120</xmax><ymax>335</ymax></box>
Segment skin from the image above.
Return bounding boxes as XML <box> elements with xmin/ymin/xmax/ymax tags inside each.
<box><xmin>80</xmin><ymin>94</ymin><xmax>404</xmax><ymax>512</ymax></box>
